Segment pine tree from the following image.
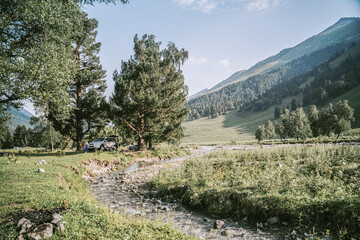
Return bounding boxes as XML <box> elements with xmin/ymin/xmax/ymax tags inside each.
<box><xmin>274</xmin><ymin>106</ymin><xmax>281</xmax><ymax>119</ymax></box>
<box><xmin>48</xmin><ymin>12</ymin><xmax>107</xmax><ymax>151</ymax></box>
<box><xmin>112</xmin><ymin>34</ymin><xmax>188</xmax><ymax>151</ymax></box>
<box><xmin>291</xmin><ymin>98</ymin><xmax>297</xmax><ymax>112</ymax></box>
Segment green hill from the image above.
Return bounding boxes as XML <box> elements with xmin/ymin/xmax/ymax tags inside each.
<box><xmin>188</xmin><ymin>17</ymin><xmax>360</xmax><ymax>119</ymax></box>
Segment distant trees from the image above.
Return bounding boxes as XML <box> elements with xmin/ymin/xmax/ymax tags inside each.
<box><xmin>256</xmin><ymin>99</ymin><xmax>355</xmax><ymax>141</ymax></box>
<box><xmin>274</xmin><ymin>107</ymin><xmax>281</xmax><ymax>119</ymax></box>
<box><xmin>265</xmin><ymin>120</ymin><xmax>276</xmax><ymax>139</ymax></box>
<box><xmin>318</xmin><ymin>100</ymin><xmax>354</xmax><ymax>138</ymax></box>
<box><xmin>308</xmin><ymin>105</ymin><xmax>319</xmax><ymax>137</ymax></box>
<box><xmin>255</xmin><ymin>125</ymin><xmax>265</xmax><ymax>142</ymax></box>
<box><xmin>111</xmin><ymin>34</ymin><xmax>189</xmax><ymax>151</ymax></box>
<box><xmin>13</xmin><ymin>125</ymin><xmax>29</xmax><ymax>147</ymax></box>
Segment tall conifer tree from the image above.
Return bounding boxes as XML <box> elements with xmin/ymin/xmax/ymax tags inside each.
<box><xmin>49</xmin><ymin>12</ymin><xmax>107</xmax><ymax>151</ymax></box>
<box><xmin>112</xmin><ymin>34</ymin><xmax>188</xmax><ymax>151</ymax></box>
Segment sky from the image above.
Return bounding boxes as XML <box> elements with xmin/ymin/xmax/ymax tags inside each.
<box><xmin>25</xmin><ymin>0</ymin><xmax>360</xmax><ymax>114</ymax></box>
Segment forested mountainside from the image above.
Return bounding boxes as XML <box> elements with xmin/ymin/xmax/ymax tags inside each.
<box><xmin>188</xmin><ymin>17</ymin><xmax>360</xmax><ymax>119</ymax></box>
<box><xmin>8</xmin><ymin>108</ymin><xmax>33</xmax><ymax>131</ymax></box>
<box><xmin>240</xmin><ymin>43</ymin><xmax>360</xmax><ymax>113</ymax></box>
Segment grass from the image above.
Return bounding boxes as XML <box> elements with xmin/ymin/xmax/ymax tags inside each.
<box><xmin>0</xmin><ymin>148</ymin><xmax>194</xmax><ymax>239</ymax></box>
<box><xmin>182</xmin><ymin>114</ymin><xmax>254</xmax><ymax>145</ymax></box>
<box><xmin>151</xmin><ymin>145</ymin><xmax>360</xmax><ymax>238</ymax></box>
<box><xmin>182</xmin><ymin>94</ymin><xmax>305</xmax><ymax>145</ymax></box>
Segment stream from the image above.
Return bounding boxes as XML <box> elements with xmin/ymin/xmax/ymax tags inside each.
<box><xmin>89</xmin><ymin>146</ymin><xmax>288</xmax><ymax>239</ymax></box>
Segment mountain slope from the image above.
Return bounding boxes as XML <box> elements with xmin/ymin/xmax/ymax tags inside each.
<box><xmin>190</xmin><ymin>17</ymin><xmax>360</xmax><ymax>99</ymax></box>
<box><xmin>8</xmin><ymin>108</ymin><xmax>33</xmax><ymax>131</ymax></box>
<box><xmin>188</xmin><ymin>17</ymin><xmax>360</xmax><ymax>119</ymax></box>
<box><xmin>240</xmin><ymin>42</ymin><xmax>360</xmax><ymax>126</ymax></box>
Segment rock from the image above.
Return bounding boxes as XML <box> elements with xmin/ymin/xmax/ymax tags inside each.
<box><xmin>157</xmin><ymin>205</ymin><xmax>170</xmax><ymax>211</ymax></box>
<box><xmin>54</xmin><ymin>221</ymin><xmax>65</xmax><ymax>232</ymax></box>
<box><xmin>37</xmin><ymin>160</ymin><xmax>48</xmax><ymax>165</ymax></box>
<box><xmin>202</xmin><ymin>218</ymin><xmax>209</xmax><ymax>222</ymax></box>
<box><xmin>267</xmin><ymin>216</ymin><xmax>279</xmax><ymax>224</ymax></box>
<box><xmin>213</xmin><ymin>220</ymin><xmax>225</xmax><ymax>229</ymax></box>
<box><xmin>38</xmin><ymin>168</ymin><xmax>45</xmax><ymax>173</ymax></box>
<box><xmin>17</xmin><ymin>235</ymin><xmax>25</xmax><ymax>240</ymax></box>
<box><xmin>258</xmin><ymin>223</ymin><xmax>264</xmax><ymax>228</ymax></box>
<box><xmin>51</xmin><ymin>213</ymin><xmax>63</xmax><ymax>223</ymax></box>
<box><xmin>28</xmin><ymin>223</ymin><xmax>53</xmax><ymax>240</ymax></box>
<box><xmin>222</xmin><ymin>229</ymin><xmax>237</xmax><ymax>237</ymax></box>
<box><xmin>51</xmin><ymin>213</ymin><xmax>65</xmax><ymax>232</ymax></box>
<box><xmin>17</xmin><ymin>218</ymin><xmax>33</xmax><ymax>235</ymax></box>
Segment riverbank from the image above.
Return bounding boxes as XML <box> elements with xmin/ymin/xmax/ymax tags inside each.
<box><xmin>90</xmin><ymin>147</ymin><xmax>279</xmax><ymax>239</ymax></box>
<box><xmin>0</xmin><ymin>149</ymin><xmax>192</xmax><ymax>239</ymax></box>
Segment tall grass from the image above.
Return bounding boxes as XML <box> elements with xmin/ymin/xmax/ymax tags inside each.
<box><xmin>152</xmin><ymin>145</ymin><xmax>360</xmax><ymax>237</ymax></box>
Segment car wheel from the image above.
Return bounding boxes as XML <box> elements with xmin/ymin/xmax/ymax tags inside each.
<box><xmin>100</xmin><ymin>145</ymin><xmax>105</xmax><ymax>151</ymax></box>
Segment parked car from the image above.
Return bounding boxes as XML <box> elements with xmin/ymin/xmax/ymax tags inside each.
<box><xmin>88</xmin><ymin>136</ymin><xmax>119</xmax><ymax>152</ymax></box>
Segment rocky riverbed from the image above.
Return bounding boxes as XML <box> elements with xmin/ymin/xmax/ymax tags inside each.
<box><xmin>88</xmin><ymin>146</ymin><xmax>288</xmax><ymax>239</ymax></box>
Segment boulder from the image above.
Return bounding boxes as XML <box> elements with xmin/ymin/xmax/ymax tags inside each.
<box><xmin>17</xmin><ymin>218</ymin><xmax>33</xmax><ymax>235</ymax></box>
<box><xmin>37</xmin><ymin>160</ymin><xmax>48</xmax><ymax>165</ymax></box>
<box><xmin>213</xmin><ymin>220</ymin><xmax>225</xmax><ymax>229</ymax></box>
<box><xmin>28</xmin><ymin>223</ymin><xmax>53</xmax><ymax>239</ymax></box>
<box><xmin>38</xmin><ymin>168</ymin><xmax>45</xmax><ymax>173</ymax></box>
<box><xmin>54</xmin><ymin>221</ymin><xmax>65</xmax><ymax>232</ymax></box>
<box><xmin>267</xmin><ymin>216</ymin><xmax>279</xmax><ymax>225</ymax></box>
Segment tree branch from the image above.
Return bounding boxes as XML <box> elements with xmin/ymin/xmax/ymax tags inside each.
<box><xmin>122</xmin><ymin>118</ymin><xmax>137</xmax><ymax>132</ymax></box>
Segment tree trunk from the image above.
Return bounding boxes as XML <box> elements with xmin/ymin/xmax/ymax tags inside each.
<box><xmin>49</xmin><ymin>123</ymin><xmax>54</xmax><ymax>152</ymax></box>
<box><xmin>137</xmin><ymin>134</ymin><xmax>145</xmax><ymax>151</ymax></box>
<box><xmin>63</xmin><ymin>138</ymin><xmax>72</xmax><ymax>151</ymax></box>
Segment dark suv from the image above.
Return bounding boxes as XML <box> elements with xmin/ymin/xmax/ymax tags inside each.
<box><xmin>88</xmin><ymin>136</ymin><xmax>119</xmax><ymax>151</ymax></box>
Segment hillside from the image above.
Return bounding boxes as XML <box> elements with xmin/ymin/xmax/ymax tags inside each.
<box><xmin>188</xmin><ymin>17</ymin><xmax>360</xmax><ymax>118</ymax></box>
<box><xmin>8</xmin><ymin>108</ymin><xmax>33</xmax><ymax>131</ymax></box>
<box><xmin>241</xmin><ymin>43</ymin><xmax>360</xmax><ymax>115</ymax></box>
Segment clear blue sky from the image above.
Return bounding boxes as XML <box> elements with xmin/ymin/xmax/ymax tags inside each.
<box><xmin>25</xmin><ymin>0</ymin><xmax>360</xmax><ymax>115</ymax></box>
<box><xmin>84</xmin><ymin>0</ymin><xmax>360</xmax><ymax>97</ymax></box>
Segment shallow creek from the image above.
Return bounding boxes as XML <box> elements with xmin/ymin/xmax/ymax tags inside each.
<box><xmin>90</xmin><ymin>146</ymin><xmax>281</xmax><ymax>239</ymax></box>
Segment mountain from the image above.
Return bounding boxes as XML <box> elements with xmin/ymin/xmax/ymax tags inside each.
<box><xmin>8</xmin><ymin>108</ymin><xmax>33</xmax><ymax>131</ymax></box>
<box><xmin>188</xmin><ymin>17</ymin><xmax>360</xmax><ymax>119</ymax></box>
<box><xmin>240</xmin><ymin>42</ymin><xmax>360</xmax><ymax>125</ymax></box>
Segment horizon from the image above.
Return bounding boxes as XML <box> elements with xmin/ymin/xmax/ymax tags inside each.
<box><xmin>25</xmin><ymin>0</ymin><xmax>360</xmax><ymax>115</ymax></box>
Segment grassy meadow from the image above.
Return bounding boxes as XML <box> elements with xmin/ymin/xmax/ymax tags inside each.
<box><xmin>183</xmin><ymin>84</ymin><xmax>360</xmax><ymax>145</ymax></box>
<box><xmin>0</xmin><ymin>148</ymin><xmax>193</xmax><ymax>239</ymax></box>
<box><xmin>152</xmin><ymin>145</ymin><xmax>360</xmax><ymax>238</ymax></box>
